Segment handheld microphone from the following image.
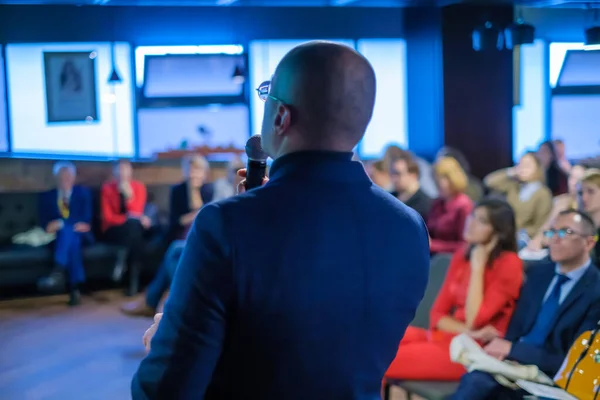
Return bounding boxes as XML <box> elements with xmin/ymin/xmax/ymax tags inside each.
<box><xmin>244</xmin><ymin>134</ymin><xmax>268</xmax><ymax>191</ymax></box>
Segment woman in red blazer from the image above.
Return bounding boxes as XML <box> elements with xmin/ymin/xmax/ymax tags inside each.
<box><xmin>101</xmin><ymin>159</ymin><xmax>150</xmax><ymax>295</ymax></box>
<box><xmin>385</xmin><ymin>198</ymin><xmax>523</xmax><ymax>381</ymax></box>
<box><xmin>428</xmin><ymin>156</ymin><xmax>474</xmax><ymax>254</ymax></box>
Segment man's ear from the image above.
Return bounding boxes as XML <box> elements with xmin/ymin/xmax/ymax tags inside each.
<box><xmin>274</xmin><ymin>104</ymin><xmax>291</xmax><ymax>136</ymax></box>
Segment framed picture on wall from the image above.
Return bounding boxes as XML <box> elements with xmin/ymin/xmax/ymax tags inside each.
<box><xmin>43</xmin><ymin>51</ymin><xmax>99</xmax><ymax>123</ymax></box>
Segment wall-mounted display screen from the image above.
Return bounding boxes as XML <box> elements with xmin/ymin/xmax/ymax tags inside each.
<box><xmin>143</xmin><ymin>54</ymin><xmax>245</xmax><ymax>98</ymax></box>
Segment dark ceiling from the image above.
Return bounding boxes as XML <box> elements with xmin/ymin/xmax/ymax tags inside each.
<box><xmin>0</xmin><ymin>0</ymin><xmax>598</xmax><ymax>6</ymax></box>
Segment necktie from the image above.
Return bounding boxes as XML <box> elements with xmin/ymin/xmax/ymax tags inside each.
<box><xmin>521</xmin><ymin>274</ymin><xmax>570</xmax><ymax>346</ymax></box>
<box><xmin>59</xmin><ymin>195</ymin><xmax>70</xmax><ymax>219</ymax></box>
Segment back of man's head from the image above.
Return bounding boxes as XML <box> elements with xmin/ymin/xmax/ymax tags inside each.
<box><xmin>273</xmin><ymin>41</ymin><xmax>376</xmax><ymax>150</ymax></box>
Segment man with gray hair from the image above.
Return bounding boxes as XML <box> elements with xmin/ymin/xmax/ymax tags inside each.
<box><xmin>38</xmin><ymin>161</ymin><xmax>94</xmax><ymax>306</ymax></box>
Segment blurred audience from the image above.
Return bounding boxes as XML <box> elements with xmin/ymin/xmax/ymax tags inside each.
<box><xmin>365</xmin><ymin>160</ymin><xmax>388</xmax><ymax>188</ymax></box>
<box><xmin>435</xmin><ymin>146</ymin><xmax>484</xmax><ymax>202</ymax></box>
<box><xmin>101</xmin><ymin>160</ymin><xmax>150</xmax><ymax>295</ymax></box>
<box><xmin>384</xmin><ymin>144</ymin><xmax>438</xmax><ymax>198</ymax></box>
<box><xmin>213</xmin><ymin>157</ymin><xmax>245</xmax><ymax>202</ymax></box>
<box><xmin>484</xmin><ymin>151</ymin><xmax>552</xmax><ymax>243</ymax></box>
<box><xmin>527</xmin><ymin>164</ymin><xmax>586</xmax><ymax>251</ymax></box>
<box><xmin>580</xmin><ymin>169</ymin><xmax>600</xmax><ymax>266</ymax></box>
<box><xmin>538</xmin><ymin>140</ymin><xmax>568</xmax><ymax>196</ymax></box>
<box><xmin>385</xmin><ymin>198</ymin><xmax>522</xmax><ymax>381</ymax></box>
<box><xmin>389</xmin><ymin>152</ymin><xmax>433</xmax><ymax>220</ymax></box>
<box><xmin>428</xmin><ymin>156</ymin><xmax>473</xmax><ymax>254</ymax></box>
<box><xmin>37</xmin><ymin>161</ymin><xmax>94</xmax><ymax>306</ymax></box>
<box><xmin>451</xmin><ymin>209</ymin><xmax>600</xmax><ymax>399</ymax></box>
<box><xmin>553</xmin><ymin>139</ymin><xmax>572</xmax><ymax>175</ymax></box>
<box><xmin>121</xmin><ymin>155</ymin><xmax>213</xmax><ymax>317</ymax></box>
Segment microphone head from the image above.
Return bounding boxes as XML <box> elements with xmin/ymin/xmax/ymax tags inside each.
<box><xmin>245</xmin><ymin>134</ymin><xmax>268</xmax><ymax>162</ymax></box>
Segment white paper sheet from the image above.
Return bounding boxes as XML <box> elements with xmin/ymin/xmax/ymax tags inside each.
<box><xmin>516</xmin><ymin>380</ymin><xmax>579</xmax><ymax>400</ymax></box>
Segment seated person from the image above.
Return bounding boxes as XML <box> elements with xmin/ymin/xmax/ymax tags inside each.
<box><xmin>580</xmin><ymin>169</ymin><xmax>600</xmax><ymax>266</ymax></box>
<box><xmin>485</xmin><ymin>152</ymin><xmax>553</xmax><ymax>242</ymax></box>
<box><xmin>37</xmin><ymin>161</ymin><xmax>93</xmax><ymax>306</ymax></box>
<box><xmin>121</xmin><ymin>155</ymin><xmax>213</xmax><ymax>316</ymax></box>
<box><xmin>385</xmin><ymin>198</ymin><xmax>522</xmax><ymax>381</ymax></box>
<box><xmin>389</xmin><ymin>153</ymin><xmax>433</xmax><ymax>220</ymax></box>
<box><xmin>538</xmin><ymin>140</ymin><xmax>569</xmax><ymax>196</ymax></box>
<box><xmin>101</xmin><ymin>159</ymin><xmax>150</xmax><ymax>295</ymax></box>
<box><xmin>212</xmin><ymin>157</ymin><xmax>244</xmax><ymax>202</ymax></box>
<box><xmin>365</xmin><ymin>160</ymin><xmax>388</xmax><ymax>188</ymax></box>
<box><xmin>449</xmin><ymin>209</ymin><xmax>600</xmax><ymax>400</ymax></box>
<box><xmin>384</xmin><ymin>144</ymin><xmax>438</xmax><ymax>198</ymax></box>
<box><xmin>428</xmin><ymin>156</ymin><xmax>473</xmax><ymax>254</ymax></box>
<box><xmin>527</xmin><ymin>164</ymin><xmax>586</xmax><ymax>251</ymax></box>
<box><xmin>435</xmin><ymin>146</ymin><xmax>484</xmax><ymax>202</ymax></box>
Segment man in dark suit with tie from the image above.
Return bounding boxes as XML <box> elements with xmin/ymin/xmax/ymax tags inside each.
<box><xmin>450</xmin><ymin>209</ymin><xmax>600</xmax><ymax>400</ymax></box>
<box><xmin>132</xmin><ymin>41</ymin><xmax>431</xmax><ymax>399</ymax></box>
<box><xmin>38</xmin><ymin>161</ymin><xmax>94</xmax><ymax>306</ymax></box>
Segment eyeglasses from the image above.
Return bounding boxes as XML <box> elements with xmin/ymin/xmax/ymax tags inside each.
<box><xmin>543</xmin><ymin>228</ymin><xmax>590</xmax><ymax>240</ymax></box>
<box><xmin>256</xmin><ymin>80</ymin><xmax>284</xmax><ymax>103</ymax></box>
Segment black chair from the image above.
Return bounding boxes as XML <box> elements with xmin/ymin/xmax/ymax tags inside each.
<box><xmin>411</xmin><ymin>252</ymin><xmax>453</xmax><ymax>329</ymax></box>
<box><xmin>385</xmin><ymin>252</ymin><xmax>457</xmax><ymax>400</ymax></box>
<box><xmin>384</xmin><ymin>379</ymin><xmax>459</xmax><ymax>400</ymax></box>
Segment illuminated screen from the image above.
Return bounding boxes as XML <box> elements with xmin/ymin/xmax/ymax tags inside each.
<box><xmin>143</xmin><ymin>54</ymin><xmax>246</xmax><ymax>98</ymax></box>
<box><xmin>0</xmin><ymin>46</ymin><xmax>7</xmax><ymax>152</ymax></box>
<box><xmin>356</xmin><ymin>39</ymin><xmax>408</xmax><ymax>158</ymax></box>
<box><xmin>513</xmin><ymin>39</ymin><xmax>547</xmax><ymax>161</ymax></box>
<box><xmin>137</xmin><ymin>104</ymin><xmax>249</xmax><ymax>158</ymax></box>
<box><xmin>6</xmin><ymin>42</ymin><xmax>134</xmax><ymax>157</ymax></box>
<box><xmin>549</xmin><ymin>43</ymin><xmax>600</xmax><ymax>159</ymax></box>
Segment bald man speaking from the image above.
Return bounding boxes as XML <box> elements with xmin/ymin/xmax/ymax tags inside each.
<box><xmin>132</xmin><ymin>41</ymin><xmax>430</xmax><ymax>400</ymax></box>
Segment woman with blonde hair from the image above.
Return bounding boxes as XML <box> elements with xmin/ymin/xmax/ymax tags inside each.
<box><xmin>484</xmin><ymin>151</ymin><xmax>552</xmax><ymax>242</ymax></box>
<box><xmin>580</xmin><ymin>168</ymin><xmax>600</xmax><ymax>266</ymax></box>
<box><xmin>427</xmin><ymin>156</ymin><xmax>474</xmax><ymax>254</ymax></box>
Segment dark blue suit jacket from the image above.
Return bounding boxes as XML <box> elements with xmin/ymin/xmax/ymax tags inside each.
<box><xmin>132</xmin><ymin>151</ymin><xmax>430</xmax><ymax>400</ymax></box>
<box><xmin>39</xmin><ymin>185</ymin><xmax>93</xmax><ymax>235</ymax></box>
<box><xmin>505</xmin><ymin>260</ymin><xmax>600</xmax><ymax>376</ymax></box>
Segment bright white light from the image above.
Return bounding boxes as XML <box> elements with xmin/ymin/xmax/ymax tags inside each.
<box><xmin>549</xmin><ymin>42</ymin><xmax>585</xmax><ymax>87</ymax></box>
<box><xmin>135</xmin><ymin>45</ymin><xmax>244</xmax><ymax>87</ymax></box>
<box><xmin>102</xmin><ymin>93</ymin><xmax>117</xmax><ymax>103</ymax></box>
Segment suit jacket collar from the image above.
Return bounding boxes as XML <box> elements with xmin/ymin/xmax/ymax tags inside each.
<box><xmin>522</xmin><ymin>261</ymin><xmax>599</xmax><ymax>335</ymax></box>
<box><xmin>554</xmin><ymin>262</ymin><xmax>599</xmax><ymax>321</ymax></box>
<box><xmin>268</xmin><ymin>151</ymin><xmax>370</xmax><ymax>185</ymax></box>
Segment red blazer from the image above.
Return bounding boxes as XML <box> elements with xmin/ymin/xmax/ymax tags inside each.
<box><xmin>101</xmin><ymin>180</ymin><xmax>147</xmax><ymax>232</ymax></box>
<box><xmin>427</xmin><ymin>193</ymin><xmax>473</xmax><ymax>254</ymax></box>
<box><xmin>430</xmin><ymin>248</ymin><xmax>523</xmax><ymax>336</ymax></box>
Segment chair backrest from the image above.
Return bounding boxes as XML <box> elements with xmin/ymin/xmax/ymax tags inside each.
<box><xmin>411</xmin><ymin>252</ymin><xmax>453</xmax><ymax>329</ymax></box>
<box><xmin>0</xmin><ymin>193</ymin><xmax>40</xmax><ymax>246</ymax></box>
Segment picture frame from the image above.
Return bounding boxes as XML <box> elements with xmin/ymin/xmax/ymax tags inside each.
<box><xmin>43</xmin><ymin>51</ymin><xmax>99</xmax><ymax>123</ymax></box>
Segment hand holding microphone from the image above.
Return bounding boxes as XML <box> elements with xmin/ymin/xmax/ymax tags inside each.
<box><xmin>238</xmin><ymin>134</ymin><xmax>269</xmax><ymax>194</ymax></box>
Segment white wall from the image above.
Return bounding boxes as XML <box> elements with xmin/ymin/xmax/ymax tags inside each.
<box><xmin>6</xmin><ymin>42</ymin><xmax>134</xmax><ymax>157</ymax></box>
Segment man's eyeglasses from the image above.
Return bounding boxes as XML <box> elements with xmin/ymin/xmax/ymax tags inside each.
<box><xmin>543</xmin><ymin>228</ymin><xmax>591</xmax><ymax>240</ymax></box>
<box><xmin>256</xmin><ymin>80</ymin><xmax>284</xmax><ymax>103</ymax></box>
